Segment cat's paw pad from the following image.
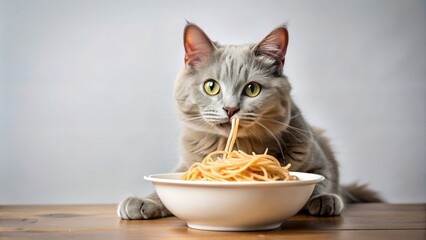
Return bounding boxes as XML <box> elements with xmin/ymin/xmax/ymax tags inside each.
<box><xmin>306</xmin><ymin>193</ymin><xmax>344</xmax><ymax>216</ymax></box>
<box><xmin>117</xmin><ymin>196</ymin><xmax>163</xmax><ymax>220</ymax></box>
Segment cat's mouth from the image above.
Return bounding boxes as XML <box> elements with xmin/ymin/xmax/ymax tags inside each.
<box><xmin>212</xmin><ymin>118</ymin><xmax>265</xmax><ymax>138</ymax></box>
<box><xmin>217</xmin><ymin>119</ymin><xmax>248</xmax><ymax>135</ymax></box>
<box><xmin>218</xmin><ymin>121</ymin><xmax>232</xmax><ymax>130</ymax></box>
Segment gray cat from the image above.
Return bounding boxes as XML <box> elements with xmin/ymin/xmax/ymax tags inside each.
<box><xmin>118</xmin><ymin>23</ymin><xmax>381</xmax><ymax>220</ymax></box>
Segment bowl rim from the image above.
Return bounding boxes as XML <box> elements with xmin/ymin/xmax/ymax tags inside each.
<box><xmin>144</xmin><ymin>171</ymin><xmax>324</xmax><ymax>187</ymax></box>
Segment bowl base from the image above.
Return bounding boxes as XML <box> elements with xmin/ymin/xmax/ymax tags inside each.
<box><xmin>187</xmin><ymin>222</ymin><xmax>282</xmax><ymax>231</ymax></box>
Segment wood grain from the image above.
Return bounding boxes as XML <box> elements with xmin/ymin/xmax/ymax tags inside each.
<box><xmin>1</xmin><ymin>204</ymin><xmax>425</xmax><ymax>240</ymax></box>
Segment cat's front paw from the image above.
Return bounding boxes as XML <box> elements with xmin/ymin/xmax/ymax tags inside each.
<box><xmin>117</xmin><ymin>196</ymin><xmax>165</xmax><ymax>220</ymax></box>
<box><xmin>305</xmin><ymin>193</ymin><xmax>344</xmax><ymax>216</ymax></box>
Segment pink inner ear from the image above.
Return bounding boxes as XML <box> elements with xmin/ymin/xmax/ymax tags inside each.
<box><xmin>184</xmin><ymin>25</ymin><xmax>213</xmax><ymax>65</ymax></box>
<box><xmin>255</xmin><ymin>27</ymin><xmax>289</xmax><ymax>62</ymax></box>
<box><xmin>273</xmin><ymin>28</ymin><xmax>288</xmax><ymax>56</ymax></box>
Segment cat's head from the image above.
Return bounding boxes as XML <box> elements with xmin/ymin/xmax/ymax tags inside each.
<box><xmin>175</xmin><ymin>23</ymin><xmax>292</xmax><ymax>138</ymax></box>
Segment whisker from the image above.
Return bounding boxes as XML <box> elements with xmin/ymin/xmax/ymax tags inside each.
<box><xmin>249</xmin><ymin>124</ymin><xmax>265</xmax><ymax>147</ymax></box>
<box><xmin>238</xmin><ymin>117</ymin><xmax>264</xmax><ymax>147</ymax></box>
<box><xmin>252</xmin><ymin>120</ymin><xmax>286</xmax><ymax>162</ymax></box>
<box><xmin>255</xmin><ymin>115</ymin><xmax>323</xmax><ymax>151</ymax></box>
<box><xmin>290</xmin><ymin>112</ymin><xmax>300</xmax><ymax>119</ymax></box>
<box><xmin>241</xmin><ymin>113</ymin><xmax>304</xmax><ymax>143</ymax></box>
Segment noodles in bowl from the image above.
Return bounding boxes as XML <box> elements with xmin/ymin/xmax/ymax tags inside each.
<box><xmin>181</xmin><ymin>149</ymin><xmax>298</xmax><ymax>181</ymax></box>
<box><xmin>180</xmin><ymin>118</ymin><xmax>299</xmax><ymax>182</ymax></box>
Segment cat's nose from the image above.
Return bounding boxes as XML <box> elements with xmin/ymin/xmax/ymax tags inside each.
<box><xmin>223</xmin><ymin>107</ymin><xmax>240</xmax><ymax>118</ymax></box>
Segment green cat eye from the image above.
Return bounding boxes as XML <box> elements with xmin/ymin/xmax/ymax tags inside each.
<box><xmin>203</xmin><ymin>79</ymin><xmax>220</xmax><ymax>96</ymax></box>
<box><xmin>244</xmin><ymin>82</ymin><xmax>261</xmax><ymax>97</ymax></box>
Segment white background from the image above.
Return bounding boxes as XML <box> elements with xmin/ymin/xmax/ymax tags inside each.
<box><xmin>1</xmin><ymin>0</ymin><xmax>425</xmax><ymax>204</ymax></box>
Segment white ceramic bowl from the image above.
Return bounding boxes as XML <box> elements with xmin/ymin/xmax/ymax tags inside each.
<box><xmin>144</xmin><ymin>172</ymin><xmax>324</xmax><ymax>231</ymax></box>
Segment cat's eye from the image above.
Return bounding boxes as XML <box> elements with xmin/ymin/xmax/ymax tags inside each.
<box><xmin>203</xmin><ymin>79</ymin><xmax>220</xmax><ymax>96</ymax></box>
<box><xmin>244</xmin><ymin>82</ymin><xmax>261</xmax><ymax>97</ymax></box>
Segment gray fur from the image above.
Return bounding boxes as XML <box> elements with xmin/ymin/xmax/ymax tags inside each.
<box><xmin>118</xmin><ymin>23</ymin><xmax>377</xmax><ymax>220</ymax></box>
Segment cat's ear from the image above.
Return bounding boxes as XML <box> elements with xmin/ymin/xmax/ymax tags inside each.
<box><xmin>252</xmin><ymin>26</ymin><xmax>289</xmax><ymax>70</ymax></box>
<box><xmin>183</xmin><ymin>23</ymin><xmax>215</xmax><ymax>66</ymax></box>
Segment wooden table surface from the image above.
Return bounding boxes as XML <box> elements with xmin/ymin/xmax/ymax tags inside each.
<box><xmin>0</xmin><ymin>203</ymin><xmax>425</xmax><ymax>239</ymax></box>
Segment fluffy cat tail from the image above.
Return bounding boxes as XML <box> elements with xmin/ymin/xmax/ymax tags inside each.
<box><xmin>340</xmin><ymin>183</ymin><xmax>384</xmax><ymax>203</ymax></box>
